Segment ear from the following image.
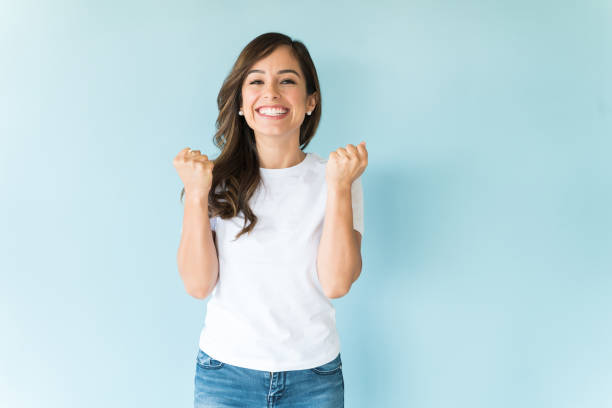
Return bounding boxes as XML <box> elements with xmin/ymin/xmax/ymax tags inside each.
<box><xmin>306</xmin><ymin>91</ymin><xmax>318</xmax><ymax>113</ymax></box>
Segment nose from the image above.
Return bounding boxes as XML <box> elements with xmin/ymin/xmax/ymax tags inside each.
<box><xmin>263</xmin><ymin>81</ymin><xmax>280</xmax><ymax>100</ymax></box>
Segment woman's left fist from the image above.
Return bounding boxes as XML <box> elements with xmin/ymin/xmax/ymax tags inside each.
<box><xmin>325</xmin><ymin>141</ymin><xmax>368</xmax><ymax>189</ymax></box>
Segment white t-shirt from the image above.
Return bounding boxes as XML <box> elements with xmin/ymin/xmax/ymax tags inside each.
<box><xmin>196</xmin><ymin>152</ymin><xmax>364</xmax><ymax>372</ymax></box>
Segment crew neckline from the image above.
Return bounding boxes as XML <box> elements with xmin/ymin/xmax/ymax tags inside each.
<box><xmin>259</xmin><ymin>152</ymin><xmax>311</xmax><ymax>176</ymax></box>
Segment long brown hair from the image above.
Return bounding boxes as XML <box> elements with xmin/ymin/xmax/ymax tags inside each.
<box><xmin>180</xmin><ymin>32</ymin><xmax>322</xmax><ymax>240</ymax></box>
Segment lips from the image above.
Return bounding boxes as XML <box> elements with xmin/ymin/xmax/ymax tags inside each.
<box><xmin>256</xmin><ymin>105</ymin><xmax>289</xmax><ymax>111</ymax></box>
<box><xmin>256</xmin><ymin>110</ymin><xmax>289</xmax><ymax>119</ymax></box>
<box><xmin>256</xmin><ymin>105</ymin><xmax>290</xmax><ymax>119</ymax></box>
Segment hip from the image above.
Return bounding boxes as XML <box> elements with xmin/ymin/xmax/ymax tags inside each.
<box><xmin>194</xmin><ymin>348</ymin><xmax>344</xmax><ymax>408</ymax></box>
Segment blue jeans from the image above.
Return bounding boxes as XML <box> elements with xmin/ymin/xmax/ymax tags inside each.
<box><xmin>194</xmin><ymin>348</ymin><xmax>344</xmax><ymax>407</ymax></box>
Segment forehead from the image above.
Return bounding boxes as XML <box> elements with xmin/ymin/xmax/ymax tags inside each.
<box><xmin>248</xmin><ymin>45</ymin><xmax>301</xmax><ymax>73</ymax></box>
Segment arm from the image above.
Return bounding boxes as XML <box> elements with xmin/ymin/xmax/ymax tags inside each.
<box><xmin>177</xmin><ymin>194</ymin><xmax>219</xmax><ymax>299</ymax></box>
<box><xmin>316</xmin><ymin>184</ymin><xmax>363</xmax><ymax>299</ymax></box>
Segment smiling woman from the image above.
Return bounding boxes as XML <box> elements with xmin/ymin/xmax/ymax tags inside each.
<box><xmin>175</xmin><ymin>32</ymin><xmax>365</xmax><ymax>408</ymax></box>
<box><xmin>243</xmin><ymin>66</ymin><xmax>307</xmax><ymax>117</ymax></box>
<box><xmin>238</xmin><ymin>44</ymin><xmax>318</xmax><ymax>168</ymax></box>
<box><xmin>180</xmin><ymin>33</ymin><xmax>322</xmax><ymax>239</ymax></box>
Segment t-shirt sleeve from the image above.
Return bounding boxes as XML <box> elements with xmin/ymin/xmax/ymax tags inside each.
<box><xmin>351</xmin><ymin>176</ymin><xmax>364</xmax><ymax>235</ymax></box>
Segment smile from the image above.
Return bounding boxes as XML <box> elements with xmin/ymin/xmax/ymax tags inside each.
<box><xmin>256</xmin><ymin>107</ymin><xmax>290</xmax><ymax>119</ymax></box>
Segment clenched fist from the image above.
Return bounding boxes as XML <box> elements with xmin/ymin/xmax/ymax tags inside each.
<box><xmin>325</xmin><ymin>141</ymin><xmax>368</xmax><ymax>190</ymax></box>
<box><xmin>173</xmin><ymin>147</ymin><xmax>214</xmax><ymax>199</ymax></box>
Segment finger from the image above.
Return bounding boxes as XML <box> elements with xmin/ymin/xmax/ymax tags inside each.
<box><xmin>193</xmin><ymin>155</ymin><xmax>211</xmax><ymax>164</ymax></box>
<box><xmin>356</xmin><ymin>142</ymin><xmax>368</xmax><ymax>161</ymax></box>
<box><xmin>335</xmin><ymin>147</ymin><xmax>350</xmax><ymax>160</ymax></box>
<box><xmin>345</xmin><ymin>144</ymin><xmax>359</xmax><ymax>158</ymax></box>
<box><xmin>187</xmin><ymin>152</ymin><xmax>202</xmax><ymax>162</ymax></box>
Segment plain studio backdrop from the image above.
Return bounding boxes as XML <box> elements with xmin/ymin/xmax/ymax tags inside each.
<box><xmin>1</xmin><ymin>1</ymin><xmax>610</xmax><ymax>407</ymax></box>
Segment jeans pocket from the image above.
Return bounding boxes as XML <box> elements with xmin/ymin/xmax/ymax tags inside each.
<box><xmin>309</xmin><ymin>353</ymin><xmax>342</xmax><ymax>375</ymax></box>
<box><xmin>196</xmin><ymin>349</ymin><xmax>225</xmax><ymax>370</ymax></box>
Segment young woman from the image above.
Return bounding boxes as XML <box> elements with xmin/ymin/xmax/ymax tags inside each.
<box><xmin>174</xmin><ymin>32</ymin><xmax>367</xmax><ymax>408</ymax></box>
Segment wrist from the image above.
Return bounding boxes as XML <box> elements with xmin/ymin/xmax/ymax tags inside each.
<box><xmin>184</xmin><ymin>190</ymin><xmax>209</xmax><ymax>204</ymax></box>
<box><xmin>327</xmin><ymin>182</ymin><xmax>351</xmax><ymax>194</ymax></box>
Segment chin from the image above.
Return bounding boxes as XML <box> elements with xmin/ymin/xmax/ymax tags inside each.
<box><xmin>254</xmin><ymin>127</ymin><xmax>298</xmax><ymax>138</ymax></box>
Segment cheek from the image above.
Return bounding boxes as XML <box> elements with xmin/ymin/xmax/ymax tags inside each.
<box><xmin>242</xmin><ymin>88</ymin><xmax>256</xmax><ymax>106</ymax></box>
<box><xmin>288</xmin><ymin>90</ymin><xmax>307</xmax><ymax>105</ymax></box>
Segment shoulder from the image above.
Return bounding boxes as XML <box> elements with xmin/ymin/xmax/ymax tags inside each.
<box><xmin>308</xmin><ymin>152</ymin><xmax>327</xmax><ymax>164</ymax></box>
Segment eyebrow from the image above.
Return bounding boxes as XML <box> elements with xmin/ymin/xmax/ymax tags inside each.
<box><xmin>246</xmin><ymin>69</ymin><xmax>301</xmax><ymax>78</ymax></box>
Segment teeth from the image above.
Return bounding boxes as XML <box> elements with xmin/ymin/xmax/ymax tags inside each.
<box><xmin>259</xmin><ymin>108</ymin><xmax>288</xmax><ymax>115</ymax></box>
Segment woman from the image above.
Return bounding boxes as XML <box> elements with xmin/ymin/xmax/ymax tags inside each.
<box><xmin>174</xmin><ymin>32</ymin><xmax>367</xmax><ymax>408</ymax></box>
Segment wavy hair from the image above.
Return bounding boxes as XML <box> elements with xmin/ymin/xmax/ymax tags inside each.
<box><xmin>180</xmin><ymin>32</ymin><xmax>322</xmax><ymax>240</ymax></box>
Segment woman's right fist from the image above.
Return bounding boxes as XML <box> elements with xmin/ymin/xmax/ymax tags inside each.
<box><xmin>173</xmin><ymin>147</ymin><xmax>214</xmax><ymax>199</ymax></box>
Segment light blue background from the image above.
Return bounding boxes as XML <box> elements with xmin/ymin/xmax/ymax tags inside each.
<box><xmin>1</xmin><ymin>1</ymin><xmax>610</xmax><ymax>407</ymax></box>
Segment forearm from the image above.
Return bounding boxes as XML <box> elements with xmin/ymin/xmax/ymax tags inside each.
<box><xmin>317</xmin><ymin>185</ymin><xmax>361</xmax><ymax>298</ymax></box>
<box><xmin>177</xmin><ymin>194</ymin><xmax>219</xmax><ymax>299</ymax></box>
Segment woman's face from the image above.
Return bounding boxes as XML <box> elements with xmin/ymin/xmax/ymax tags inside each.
<box><xmin>240</xmin><ymin>45</ymin><xmax>317</xmax><ymax>142</ymax></box>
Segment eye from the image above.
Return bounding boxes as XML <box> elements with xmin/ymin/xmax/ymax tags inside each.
<box><xmin>248</xmin><ymin>79</ymin><xmax>296</xmax><ymax>85</ymax></box>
